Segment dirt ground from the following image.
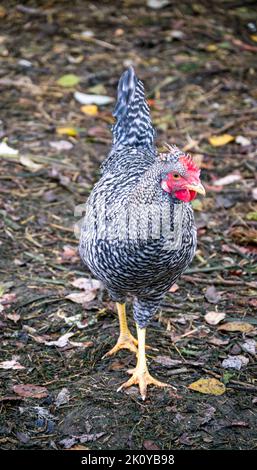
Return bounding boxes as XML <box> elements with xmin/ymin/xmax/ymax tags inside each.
<box><xmin>0</xmin><ymin>0</ymin><xmax>257</xmax><ymax>450</ymax></box>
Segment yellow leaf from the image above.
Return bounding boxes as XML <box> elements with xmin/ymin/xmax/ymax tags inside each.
<box><xmin>188</xmin><ymin>378</ymin><xmax>226</xmax><ymax>395</ymax></box>
<box><xmin>80</xmin><ymin>104</ymin><xmax>98</xmax><ymax>116</ymax></box>
<box><xmin>250</xmin><ymin>34</ymin><xmax>257</xmax><ymax>42</ymax></box>
<box><xmin>218</xmin><ymin>322</ymin><xmax>254</xmax><ymax>333</ymax></box>
<box><xmin>206</xmin><ymin>44</ymin><xmax>218</xmax><ymax>52</ymax></box>
<box><xmin>208</xmin><ymin>134</ymin><xmax>234</xmax><ymax>147</ymax></box>
<box><xmin>56</xmin><ymin>127</ymin><xmax>78</xmax><ymax>137</ymax></box>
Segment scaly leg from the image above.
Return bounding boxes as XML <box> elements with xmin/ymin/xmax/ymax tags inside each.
<box><xmin>117</xmin><ymin>324</ymin><xmax>174</xmax><ymax>400</ymax></box>
<box><xmin>102</xmin><ymin>303</ymin><xmax>138</xmax><ymax>358</ymax></box>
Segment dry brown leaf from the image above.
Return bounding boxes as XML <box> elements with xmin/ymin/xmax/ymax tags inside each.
<box><xmin>218</xmin><ymin>322</ymin><xmax>254</xmax><ymax>333</ymax></box>
<box><xmin>13</xmin><ymin>384</ymin><xmax>48</xmax><ymax>398</ymax></box>
<box><xmin>71</xmin><ymin>278</ymin><xmax>101</xmax><ymax>291</ymax></box>
<box><xmin>66</xmin><ymin>291</ymin><xmax>96</xmax><ymax>304</ymax></box>
<box><xmin>204</xmin><ymin>311</ymin><xmax>226</xmax><ymax>325</ymax></box>
<box><xmin>208</xmin><ymin>337</ymin><xmax>229</xmax><ymax>346</ymax></box>
<box><xmin>188</xmin><ymin>378</ymin><xmax>226</xmax><ymax>395</ymax></box>
<box><xmin>169</xmin><ymin>283</ymin><xmax>179</xmax><ymax>293</ymax></box>
<box><xmin>0</xmin><ymin>359</ymin><xmax>25</xmax><ymax>370</ymax></box>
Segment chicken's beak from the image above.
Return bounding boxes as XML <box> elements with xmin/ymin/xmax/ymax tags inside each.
<box><xmin>186</xmin><ymin>182</ymin><xmax>206</xmax><ymax>196</ymax></box>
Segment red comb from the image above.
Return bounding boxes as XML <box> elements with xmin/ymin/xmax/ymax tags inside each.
<box><xmin>179</xmin><ymin>154</ymin><xmax>199</xmax><ymax>173</ymax></box>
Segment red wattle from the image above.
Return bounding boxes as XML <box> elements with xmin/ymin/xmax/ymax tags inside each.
<box><xmin>174</xmin><ymin>189</ymin><xmax>196</xmax><ymax>202</ymax></box>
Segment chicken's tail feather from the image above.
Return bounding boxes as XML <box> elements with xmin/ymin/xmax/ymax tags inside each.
<box><xmin>112</xmin><ymin>66</ymin><xmax>155</xmax><ymax>150</ymax></box>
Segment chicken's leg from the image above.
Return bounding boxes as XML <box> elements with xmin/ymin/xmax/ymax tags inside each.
<box><xmin>102</xmin><ymin>303</ymin><xmax>138</xmax><ymax>358</ymax></box>
<box><xmin>117</xmin><ymin>325</ymin><xmax>173</xmax><ymax>400</ymax></box>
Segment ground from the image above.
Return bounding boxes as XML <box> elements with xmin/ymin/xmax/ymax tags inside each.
<box><xmin>0</xmin><ymin>0</ymin><xmax>257</xmax><ymax>451</ymax></box>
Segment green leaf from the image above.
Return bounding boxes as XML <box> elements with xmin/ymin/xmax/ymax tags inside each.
<box><xmin>246</xmin><ymin>211</ymin><xmax>257</xmax><ymax>221</ymax></box>
<box><xmin>57</xmin><ymin>74</ymin><xmax>80</xmax><ymax>87</ymax></box>
<box><xmin>222</xmin><ymin>371</ymin><xmax>235</xmax><ymax>385</ymax></box>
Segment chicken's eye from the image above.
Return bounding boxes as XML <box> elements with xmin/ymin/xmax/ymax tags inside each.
<box><xmin>173</xmin><ymin>173</ymin><xmax>180</xmax><ymax>179</ymax></box>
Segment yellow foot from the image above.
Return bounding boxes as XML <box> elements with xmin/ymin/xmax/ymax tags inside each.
<box><xmin>102</xmin><ymin>334</ymin><xmax>138</xmax><ymax>358</ymax></box>
<box><xmin>117</xmin><ymin>368</ymin><xmax>174</xmax><ymax>400</ymax></box>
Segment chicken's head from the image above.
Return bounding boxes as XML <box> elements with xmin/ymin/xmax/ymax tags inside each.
<box><xmin>160</xmin><ymin>146</ymin><xmax>205</xmax><ymax>202</ymax></box>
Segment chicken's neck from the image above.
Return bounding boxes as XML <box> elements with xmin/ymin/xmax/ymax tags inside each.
<box><xmin>130</xmin><ymin>161</ymin><xmax>178</xmax><ymax>205</ymax></box>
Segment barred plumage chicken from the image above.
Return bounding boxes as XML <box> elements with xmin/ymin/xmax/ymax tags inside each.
<box><xmin>79</xmin><ymin>67</ymin><xmax>205</xmax><ymax>399</ymax></box>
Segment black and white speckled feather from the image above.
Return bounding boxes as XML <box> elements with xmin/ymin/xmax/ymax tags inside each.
<box><xmin>79</xmin><ymin>68</ymin><xmax>197</xmax><ymax>328</ymax></box>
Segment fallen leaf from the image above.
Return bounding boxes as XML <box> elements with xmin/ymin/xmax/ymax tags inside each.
<box><xmin>69</xmin><ymin>445</ymin><xmax>90</xmax><ymax>450</ymax></box>
<box><xmin>60</xmin><ymin>437</ymin><xmax>76</xmax><ymax>449</ymax></box>
<box><xmin>204</xmin><ymin>286</ymin><xmax>221</xmax><ymax>304</ymax></box>
<box><xmin>45</xmin><ymin>332</ymin><xmax>75</xmax><ymax>348</ymax></box>
<box><xmin>143</xmin><ymin>440</ymin><xmax>160</xmax><ymax>450</ymax></box>
<box><xmin>57</xmin><ymin>74</ymin><xmax>80</xmax><ymax>87</ymax></box>
<box><xmin>208</xmin><ymin>336</ymin><xmax>229</xmax><ymax>346</ymax></box>
<box><xmin>170</xmin><ymin>30</ymin><xmax>185</xmax><ymax>39</ymax></box>
<box><xmin>235</xmin><ymin>135</ymin><xmax>251</xmax><ymax>146</ymax></box>
<box><xmin>19</xmin><ymin>155</ymin><xmax>43</xmax><ymax>171</ymax></box>
<box><xmin>0</xmin><ymin>359</ymin><xmax>25</xmax><ymax>370</ymax></box>
<box><xmin>71</xmin><ymin>278</ymin><xmax>101</xmax><ymax>291</ymax></box>
<box><xmin>188</xmin><ymin>378</ymin><xmax>226</xmax><ymax>395</ymax></box>
<box><xmin>56</xmin><ymin>127</ymin><xmax>78</xmax><ymax>137</ymax></box>
<box><xmin>74</xmin><ymin>91</ymin><xmax>114</xmax><ymax>106</ymax></box>
<box><xmin>7</xmin><ymin>313</ymin><xmax>20</xmax><ymax>323</ymax></box>
<box><xmin>204</xmin><ymin>311</ymin><xmax>226</xmax><ymax>325</ymax></box>
<box><xmin>147</xmin><ymin>0</ymin><xmax>170</xmax><ymax>9</ymax></box>
<box><xmin>222</xmin><ymin>355</ymin><xmax>249</xmax><ymax>370</ymax></box>
<box><xmin>214</xmin><ymin>173</ymin><xmax>242</xmax><ymax>186</ymax></box>
<box><xmin>154</xmin><ymin>356</ymin><xmax>182</xmax><ymax>367</ymax></box>
<box><xmin>206</xmin><ymin>44</ymin><xmax>218</xmax><ymax>52</ymax></box>
<box><xmin>66</xmin><ymin>291</ymin><xmax>96</xmax><ymax>304</ymax></box>
<box><xmin>0</xmin><ymin>141</ymin><xmax>18</xmax><ymax>156</ymax></box>
<box><xmin>55</xmin><ymin>388</ymin><xmax>70</xmax><ymax>407</ymax></box>
<box><xmin>246</xmin><ymin>211</ymin><xmax>257</xmax><ymax>221</ymax></box>
<box><xmin>80</xmin><ymin>104</ymin><xmax>98</xmax><ymax>116</ymax></box>
<box><xmin>60</xmin><ymin>432</ymin><xmax>105</xmax><ymax>449</ymax></box>
<box><xmin>13</xmin><ymin>384</ymin><xmax>48</xmax><ymax>398</ymax></box>
<box><xmin>218</xmin><ymin>322</ymin><xmax>254</xmax><ymax>333</ymax></box>
<box><xmin>240</xmin><ymin>339</ymin><xmax>256</xmax><ymax>356</ymax></box>
<box><xmin>169</xmin><ymin>283</ymin><xmax>179</xmax><ymax>293</ymax></box>
<box><xmin>61</xmin><ymin>245</ymin><xmax>78</xmax><ymax>261</ymax></box>
<box><xmin>49</xmin><ymin>140</ymin><xmax>73</xmax><ymax>151</ymax></box>
<box><xmin>79</xmin><ymin>432</ymin><xmax>105</xmax><ymax>443</ymax></box>
<box><xmin>208</xmin><ymin>134</ymin><xmax>234</xmax><ymax>147</ymax></box>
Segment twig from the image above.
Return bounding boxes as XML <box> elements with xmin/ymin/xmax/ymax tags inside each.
<box><xmin>182</xmin><ymin>274</ymin><xmax>254</xmax><ymax>287</ymax></box>
<box><xmin>185</xmin><ymin>264</ymin><xmax>241</xmax><ymax>274</ymax></box>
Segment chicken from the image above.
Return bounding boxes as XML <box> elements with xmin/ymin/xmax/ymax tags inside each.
<box><xmin>79</xmin><ymin>67</ymin><xmax>205</xmax><ymax>399</ymax></box>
